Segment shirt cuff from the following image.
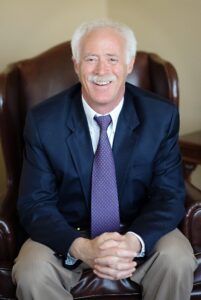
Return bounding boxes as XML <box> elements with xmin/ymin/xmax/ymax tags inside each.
<box><xmin>127</xmin><ymin>231</ymin><xmax>145</xmax><ymax>257</ymax></box>
<box><xmin>65</xmin><ymin>252</ymin><xmax>78</xmax><ymax>266</ymax></box>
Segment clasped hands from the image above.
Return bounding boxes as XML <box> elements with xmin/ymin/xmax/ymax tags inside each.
<box><xmin>70</xmin><ymin>232</ymin><xmax>140</xmax><ymax>280</ymax></box>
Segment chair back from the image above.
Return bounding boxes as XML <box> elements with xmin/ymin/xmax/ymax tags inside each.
<box><xmin>0</xmin><ymin>41</ymin><xmax>179</xmax><ymax>212</ymax></box>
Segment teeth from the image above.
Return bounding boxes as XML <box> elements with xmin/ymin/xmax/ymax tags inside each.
<box><xmin>95</xmin><ymin>81</ymin><xmax>110</xmax><ymax>85</ymax></box>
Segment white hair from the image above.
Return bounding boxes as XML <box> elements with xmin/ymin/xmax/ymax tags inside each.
<box><xmin>71</xmin><ymin>20</ymin><xmax>137</xmax><ymax>64</ymax></box>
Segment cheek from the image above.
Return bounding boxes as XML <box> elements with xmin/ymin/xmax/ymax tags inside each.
<box><xmin>81</xmin><ymin>62</ymin><xmax>96</xmax><ymax>72</ymax></box>
<box><xmin>112</xmin><ymin>65</ymin><xmax>127</xmax><ymax>76</ymax></box>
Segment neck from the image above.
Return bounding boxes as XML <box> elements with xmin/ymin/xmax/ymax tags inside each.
<box><xmin>82</xmin><ymin>89</ymin><xmax>125</xmax><ymax>115</ymax></box>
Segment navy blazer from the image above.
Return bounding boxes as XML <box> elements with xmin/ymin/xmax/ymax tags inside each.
<box><xmin>18</xmin><ymin>82</ymin><xmax>185</xmax><ymax>256</ymax></box>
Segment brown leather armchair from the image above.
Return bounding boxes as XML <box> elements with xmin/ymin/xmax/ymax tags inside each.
<box><xmin>0</xmin><ymin>41</ymin><xmax>201</xmax><ymax>300</ymax></box>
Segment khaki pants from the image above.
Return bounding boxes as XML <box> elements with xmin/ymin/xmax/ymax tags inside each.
<box><xmin>12</xmin><ymin>229</ymin><xmax>197</xmax><ymax>300</ymax></box>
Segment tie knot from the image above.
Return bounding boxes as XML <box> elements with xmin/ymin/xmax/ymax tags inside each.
<box><xmin>94</xmin><ymin>115</ymin><xmax>112</xmax><ymax>131</ymax></box>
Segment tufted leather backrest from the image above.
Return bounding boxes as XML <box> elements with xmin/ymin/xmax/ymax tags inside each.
<box><xmin>0</xmin><ymin>41</ymin><xmax>179</xmax><ymax>211</ymax></box>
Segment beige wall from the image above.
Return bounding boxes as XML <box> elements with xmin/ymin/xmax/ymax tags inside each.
<box><xmin>0</xmin><ymin>0</ymin><xmax>108</xmax><ymax>194</ymax></box>
<box><xmin>0</xmin><ymin>0</ymin><xmax>201</xmax><ymax>192</ymax></box>
<box><xmin>108</xmin><ymin>0</ymin><xmax>201</xmax><ymax>188</ymax></box>
<box><xmin>108</xmin><ymin>0</ymin><xmax>201</xmax><ymax>134</ymax></box>
<box><xmin>0</xmin><ymin>0</ymin><xmax>108</xmax><ymax>71</ymax></box>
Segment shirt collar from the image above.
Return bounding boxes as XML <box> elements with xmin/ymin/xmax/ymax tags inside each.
<box><xmin>82</xmin><ymin>96</ymin><xmax>124</xmax><ymax>131</ymax></box>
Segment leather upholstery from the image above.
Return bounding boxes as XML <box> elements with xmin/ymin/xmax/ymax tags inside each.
<box><xmin>0</xmin><ymin>41</ymin><xmax>201</xmax><ymax>300</ymax></box>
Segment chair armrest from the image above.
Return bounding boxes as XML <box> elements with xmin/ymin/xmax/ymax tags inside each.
<box><xmin>180</xmin><ymin>181</ymin><xmax>201</xmax><ymax>254</ymax></box>
<box><xmin>0</xmin><ymin>191</ymin><xmax>17</xmax><ymax>261</ymax></box>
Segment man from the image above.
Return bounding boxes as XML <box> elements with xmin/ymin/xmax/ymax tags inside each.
<box><xmin>12</xmin><ymin>20</ymin><xmax>197</xmax><ymax>300</ymax></box>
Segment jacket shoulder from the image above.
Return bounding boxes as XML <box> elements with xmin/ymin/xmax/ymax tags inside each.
<box><xmin>29</xmin><ymin>83</ymin><xmax>81</xmax><ymax>116</ymax></box>
<box><xmin>126</xmin><ymin>82</ymin><xmax>175</xmax><ymax>109</ymax></box>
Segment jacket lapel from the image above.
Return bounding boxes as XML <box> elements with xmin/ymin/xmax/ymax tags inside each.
<box><xmin>65</xmin><ymin>91</ymin><xmax>94</xmax><ymax>207</ymax></box>
<box><xmin>64</xmin><ymin>85</ymin><xmax>140</xmax><ymax>206</ymax></box>
<box><xmin>113</xmin><ymin>88</ymin><xmax>140</xmax><ymax>199</ymax></box>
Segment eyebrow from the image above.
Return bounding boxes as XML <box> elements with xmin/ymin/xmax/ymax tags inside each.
<box><xmin>83</xmin><ymin>53</ymin><xmax>118</xmax><ymax>58</ymax></box>
<box><xmin>105</xmin><ymin>54</ymin><xmax>118</xmax><ymax>57</ymax></box>
<box><xmin>83</xmin><ymin>54</ymin><xmax>98</xmax><ymax>58</ymax></box>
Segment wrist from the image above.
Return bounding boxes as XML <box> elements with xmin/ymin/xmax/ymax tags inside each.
<box><xmin>125</xmin><ymin>232</ymin><xmax>141</xmax><ymax>253</ymax></box>
<box><xmin>69</xmin><ymin>237</ymin><xmax>89</xmax><ymax>261</ymax></box>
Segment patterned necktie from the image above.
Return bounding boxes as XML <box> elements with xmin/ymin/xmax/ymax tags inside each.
<box><xmin>91</xmin><ymin>115</ymin><xmax>120</xmax><ymax>238</ymax></box>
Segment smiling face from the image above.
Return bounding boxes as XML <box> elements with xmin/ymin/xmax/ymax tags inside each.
<box><xmin>73</xmin><ymin>27</ymin><xmax>134</xmax><ymax>114</ymax></box>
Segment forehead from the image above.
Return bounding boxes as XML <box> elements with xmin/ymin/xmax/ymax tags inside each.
<box><xmin>80</xmin><ymin>27</ymin><xmax>126</xmax><ymax>55</ymax></box>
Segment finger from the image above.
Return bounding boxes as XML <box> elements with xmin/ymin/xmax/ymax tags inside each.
<box><xmin>95</xmin><ymin>256</ymin><xmax>130</xmax><ymax>268</ymax></box>
<box><xmin>99</xmin><ymin>232</ymin><xmax>123</xmax><ymax>243</ymax></box>
<box><xmin>95</xmin><ymin>255</ymin><xmax>137</xmax><ymax>266</ymax></box>
<box><xmin>95</xmin><ymin>259</ymin><xmax>137</xmax><ymax>271</ymax></box>
<box><xmin>99</xmin><ymin>247</ymin><xmax>137</xmax><ymax>259</ymax></box>
<box><xmin>93</xmin><ymin>270</ymin><xmax>116</xmax><ymax>280</ymax></box>
<box><xmin>99</xmin><ymin>239</ymin><xmax>120</xmax><ymax>250</ymax></box>
<box><xmin>94</xmin><ymin>266</ymin><xmax>136</xmax><ymax>280</ymax></box>
<box><xmin>115</xmin><ymin>248</ymin><xmax>137</xmax><ymax>258</ymax></box>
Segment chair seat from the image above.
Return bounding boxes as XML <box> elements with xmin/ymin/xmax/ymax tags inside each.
<box><xmin>192</xmin><ymin>253</ymin><xmax>201</xmax><ymax>298</ymax></box>
<box><xmin>71</xmin><ymin>269</ymin><xmax>141</xmax><ymax>299</ymax></box>
<box><xmin>1</xmin><ymin>261</ymin><xmax>201</xmax><ymax>300</ymax></box>
<box><xmin>0</xmin><ymin>264</ymin><xmax>142</xmax><ymax>300</ymax></box>
<box><xmin>0</xmin><ymin>262</ymin><xmax>16</xmax><ymax>300</ymax></box>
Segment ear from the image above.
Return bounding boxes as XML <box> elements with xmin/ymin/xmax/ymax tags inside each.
<box><xmin>72</xmin><ymin>58</ymin><xmax>79</xmax><ymax>76</ymax></box>
<box><xmin>127</xmin><ymin>57</ymin><xmax>135</xmax><ymax>74</ymax></box>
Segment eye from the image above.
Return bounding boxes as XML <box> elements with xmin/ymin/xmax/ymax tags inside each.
<box><xmin>109</xmin><ymin>57</ymin><xmax>118</xmax><ymax>64</ymax></box>
<box><xmin>84</xmin><ymin>56</ymin><xmax>98</xmax><ymax>63</ymax></box>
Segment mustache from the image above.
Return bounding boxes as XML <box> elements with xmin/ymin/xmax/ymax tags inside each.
<box><xmin>88</xmin><ymin>74</ymin><xmax>117</xmax><ymax>83</ymax></box>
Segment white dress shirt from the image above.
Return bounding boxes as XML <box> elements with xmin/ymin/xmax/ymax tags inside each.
<box><xmin>81</xmin><ymin>96</ymin><xmax>123</xmax><ymax>153</ymax></box>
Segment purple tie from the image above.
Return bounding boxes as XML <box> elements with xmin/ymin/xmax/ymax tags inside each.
<box><xmin>91</xmin><ymin>115</ymin><xmax>120</xmax><ymax>238</ymax></box>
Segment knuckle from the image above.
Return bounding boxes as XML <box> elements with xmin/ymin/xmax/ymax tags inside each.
<box><xmin>111</xmin><ymin>269</ymin><xmax>118</xmax><ymax>279</ymax></box>
<box><xmin>116</xmin><ymin>263</ymin><xmax>123</xmax><ymax>271</ymax></box>
<box><xmin>109</xmin><ymin>256</ymin><xmax>117</xmax><ymax>266</ymax></box>
<box><xmin>116</xmin><ymin>249</ymin><xmax>121</xmax><ymax>256</ymax></box>
<box><xmin>113</xmin><ymin>273</ymin><xmax>119</xmax><ymax>280</ymax></box>
<box><xmin>114</xmin><ymin>263</ymin><xmax>119</xmax><ymax>270</ymax></box>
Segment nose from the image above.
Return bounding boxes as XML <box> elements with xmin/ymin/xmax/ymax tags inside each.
<box><xmin>94</xmin><ymin>59</ymin><xmax>108</xmax><ymax>75</ymax></box>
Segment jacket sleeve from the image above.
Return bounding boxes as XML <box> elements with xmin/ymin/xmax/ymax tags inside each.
<box><xmin>18</xmin><ymin>111</ymin><xmax>81</xmax><ymax>256</ymax></box>
<box><xmin>129</xmin><ymin>106</ymin><xmax>186</xmax><ymax>255</ymax></box>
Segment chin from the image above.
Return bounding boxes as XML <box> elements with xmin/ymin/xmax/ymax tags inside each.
<box><xmin>93</xmin><ymin>97</ymin><xmax>113</xmax><ymax>105</ymax></box>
